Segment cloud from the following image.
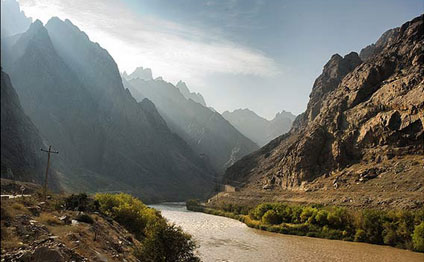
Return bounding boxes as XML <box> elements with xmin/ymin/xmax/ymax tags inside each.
<box><xmin>18</xmin><ymin>0</ymin><xmax>280</xmax><ymax>85</ymax></box>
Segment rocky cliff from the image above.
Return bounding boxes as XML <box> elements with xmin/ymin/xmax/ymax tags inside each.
<box><xmin>223</xmin><ymin>15</ymin><xmax>423</xmax><ymax>203</ymax></box>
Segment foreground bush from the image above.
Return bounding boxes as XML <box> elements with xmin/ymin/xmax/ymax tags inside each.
<box><xmin>135</xmin><ymin>222</ymin><xmax>199</xmax><ymax>262</ymax></box>
<box><xmin>96</xmin><ymin>193</ymin><xmax>200</xmax><ymax>261</ymax></box>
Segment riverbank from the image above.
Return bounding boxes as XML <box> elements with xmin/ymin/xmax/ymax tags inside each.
<box><xmin>186</xmin><ymin>200</ymin><xmax>424</xmax><ymax>253</ymax></box>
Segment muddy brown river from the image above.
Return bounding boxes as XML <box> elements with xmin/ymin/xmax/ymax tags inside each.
<box><xmin>152</xmin><ymin>203</ymin><xmax>424</xmax><ymax>262</ymax></box>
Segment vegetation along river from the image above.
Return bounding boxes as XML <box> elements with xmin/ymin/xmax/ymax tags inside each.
<box><xmin>151</xmin><ymin>203</ymin><xmax>424</xmax><ymax>262</ymax></box>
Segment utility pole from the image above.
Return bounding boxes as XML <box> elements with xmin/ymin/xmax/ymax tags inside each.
<box><xmin>41</xmin><ymin>145</ymin><xmax>59</xmax><ymax>201</ymax></box>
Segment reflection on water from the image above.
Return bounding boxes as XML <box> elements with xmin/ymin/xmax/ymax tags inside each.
<box><xmin>151</xmin><ymin>203</ymin><xmax>424</xmax><ymax>262</ymax></box>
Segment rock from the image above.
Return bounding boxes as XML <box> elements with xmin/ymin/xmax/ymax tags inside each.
<box><xmin>59</xmin><ymin>215</ymin><xmax>71</xmax><ymax>225</ymax></box>
<box><xmin>224</xmin><ymin>15</ymin><xmax>424</xmax><ymax>192</ymax></box>
<box><xmin>31</xmin><ymin>247</ymin><xmax>65</xmax><ymax>262</ymax></box>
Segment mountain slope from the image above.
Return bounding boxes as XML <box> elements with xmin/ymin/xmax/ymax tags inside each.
<box><xmin>1</xmin><ymin>69</ymin><xmax>48</xmax><ymax>185</ymax></box>
<box><xmin>222</xmin><ymin>109</ymin><xmax>296</xmax><ymax>146</ymax></box>
<box><xmin>2</xmin><ymin>18</ymin><xmax>215</xmax><ymax>202</ymax></box>
<box><xmin>123</xmin><ymin>76</ymin><xmax>259</xmax><ymax>174</ymax></box>
<box><xmin>222</xmin><ymin>15</ymin><xmax>423</xmax><ymax>207</ymax></box>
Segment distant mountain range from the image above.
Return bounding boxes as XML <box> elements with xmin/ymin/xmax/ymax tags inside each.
<box><xmin>122</xmin><ymin>72</ymin><xmax>258</xmax><ymax>174</ymax></box>
<box><xmin>1</xmin><ymin>9</ymin><xmax>216</xmax><ymax>201</ymax></box>
<box><xmin>222</xmin><ymin>109</ymin><xmax>296</xmax><ymax>146</ymax></box>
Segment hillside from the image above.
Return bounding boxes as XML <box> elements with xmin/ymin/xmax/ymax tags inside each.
<box><xmin>222</xmin><ymin>109</ymin><xmax>296</xmax><ymax>146</ymax></box>
<box><xmin>123</xmin><ymin>74</ymin><xmax>259</xmax><ymax>174</ymax></box>
<box><xmin>1</xmin><ymin>188</ymin><xmax>199</xmax><ymax>261</ymax></box>
<box><xmin>219</xmin><ymin>15</ymin><xmax>424</xmax><ymax>209</ymax></box>
<box><xmin>1</xmin><ymin>17</ymin><xmax>215</xmax><ymax>202</ymax></box>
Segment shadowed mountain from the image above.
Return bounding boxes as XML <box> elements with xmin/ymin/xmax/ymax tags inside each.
<box><xmin>1</xmin><ymin>69</ymin><xmax>61</xmax><ymax>189</ymax></box>
<box><xmin>123</xmin><ymin>74</ymin><xmax>259</xmax><ymax>174</ymax></box>
<box><xmin>1</xmin><ymin>17</ymin><xmax>215</xmax><ymax>202</ymax></box>
<box><xmin>222</xmin><ymin>109</ymin><xmax>296</xmax><ymax>146</ymax></box>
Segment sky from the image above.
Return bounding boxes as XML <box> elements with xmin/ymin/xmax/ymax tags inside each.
<box><xmin>17</xmin><ymin>0</ymin><xmax>423</xmax><ymax>119</ymax></box>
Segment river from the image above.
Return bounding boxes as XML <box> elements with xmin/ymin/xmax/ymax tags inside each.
<box><xmin>151</xmin><ymin>203</ymin><xmax>424</xmax><ymax>262</ymax></box>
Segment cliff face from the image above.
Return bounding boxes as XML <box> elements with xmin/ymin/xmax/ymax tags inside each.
<box><xmin>224</xmin><ymin>15</ymin><xmax>423</xmax><ymax>192</ymax></box>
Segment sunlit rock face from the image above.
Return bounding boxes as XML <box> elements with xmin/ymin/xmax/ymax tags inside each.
<box><xmin>224</xmin><ymin>15</ymin><xmax>424</xmax><ymax>190</ymax></box>
<box><xmin>2</xmin><ymin>17</ymin><xmax>215</xmax><ymax>202</ymax></box>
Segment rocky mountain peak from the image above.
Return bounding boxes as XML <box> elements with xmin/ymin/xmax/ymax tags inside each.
<box><xmin>125</xmin><ymin>67</ymin><xmax>153</xmax><ymax>81</ymax></box>
<box><xmin>306</xmin><ymin>51</ymin><xmax>362</xmax><ymax>122</ymax></box>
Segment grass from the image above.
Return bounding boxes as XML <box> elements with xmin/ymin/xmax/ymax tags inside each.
<box><xmin>37</xmin><ymin>212</ymin><xmax>62</xmax><ymax>226</ymax></box>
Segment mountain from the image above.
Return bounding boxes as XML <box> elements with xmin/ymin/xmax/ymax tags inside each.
<box><xmin>0</xmin><ymin>69</ymin><xmax>57</xmax><ymax>187</ymax></box>
<box><xmin>0</xmin><ymin>0</ymin><xmax>32</xmax><ymax>38</ymax></box>
<box><xmin>222</xmin><ymin>109</ymin><xmax>296</xmax><ymax>146</ymax></box>
<box><xmin>1</xmin><ymin>17</ymin><xmax>215</xmax><ymax>202</ymax></box>
<box><xmin>221</xmin><ymin>15</ymin><xmax>423</xmax><ymax>208</ymax></box>
<box><xmin>122</xmin><ymin>74</ymin><xmax>259</xmax><ymax>174</ymax></box>
<box><xmin>176</xmin><ymin>80</ymin><xmax>207</xmax><ymax>107</ymax></box>
<box><xmin>123</xmin><ymin>66</ymin><xmax>153</xmax><ymax>81</ymax></box>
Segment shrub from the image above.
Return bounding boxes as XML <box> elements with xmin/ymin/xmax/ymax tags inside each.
<box><xmin>327</xmin><ymin>207</ymin><xmax>350</xmax><ymax>230</ymax></box>
<box><xmin>315</xmin><ymin>210</ymin><xmax>329</xmax><ymax>226</ymax></box>
<box><xmin>64</xmin><ymin>193</ymin><xmax>96</xmax><ymax>211</ymax></box>
<box><xmin>134</xmin><ymin>222</ymin><xmax>200</xmax><ymax>262</ymax></box>
<box><xmin>95</xmin><ymin>193</ymin><xmax>158</xmax><ymax>239</ymax></box>
<box><xmin>249</xmin><ymin>203</ymin><xmax>274</xmax><ymax>220</ymax></box>
<box><xmin>186</xmin><ymin>199</ymin><xmax>200</xmax><ymax>209</ymax></box>
<box><xmin>359</xmin><ymin>209</ymin><xmax>384</xmax><ymax>244</ymax></box>
<box><xmin>96</xmin><ymin>193</ymin><xmax>200</xmax><ymax>260</ymax></box>
<box><xmin>300</xmin><ymin>207</ymin><xmax>318</xmax><ymax>224</ymax></box>
<box><xmin>354</xmin><ymin>229</ymin><xmax>366</xmax><ymax>242</ymax></box>
<box><xmin>262</xmin><ymin>210</ymin><xmax>282</xmax><ymax>225</ymax></box>
<box><xmin>412</xmin><ymin>222</ymin><xmax>424</xmax><ymax>252</ymax></box>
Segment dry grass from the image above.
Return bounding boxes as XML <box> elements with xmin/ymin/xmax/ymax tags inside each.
<box><xmin>1</xmin><ymin>226</ymin><xmax>22</xmax><ymax>249</ymax></box>
<box><xmin>37</xmin><ymin>212</ymin><xmax>62</xmax><ymax>226</ymax></box>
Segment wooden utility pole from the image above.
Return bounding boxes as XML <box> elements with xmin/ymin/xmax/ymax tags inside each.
<box><xmin>41</xmin><ymin>145</ymin><xmax>59</xmax><ymax>200</ymax></box>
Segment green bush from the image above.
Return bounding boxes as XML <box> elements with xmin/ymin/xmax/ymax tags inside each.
<box><xmin>64</xmin><ymin>193</ymin><xmax>97</xmax><ymax>211</ymax></box>
<box><xmin>262</xmin><ymin>210</ymin><xmax>282</xmax><ymax>225</ymax></box>
<box><xmin>412</xmin><ymin>222</ymin><xmax>424</xmax><ymax>252</ymax></box>
<box><xmin>300</xmin><ymin>207</ymin><xmax>318</xmax><ymax>224</ymax></box>
<box><xmin>249</xmin><ymin>203</ymin><xmax>273</xmax><ymax>220</ymax></box>
<box><xmin>359</xmin><ymin>209</ymin><xmax>384</xmax><ymax>244</ymax></box>
<box><xmin>96</xmin><ymin>193</ymin><xmax>200</xmax><ymax>261</ymax></box>
<box><xmin>315</xmin><ymin>210</ymin><xmax>329</xmax><ymax>226</ymax></box>
<box><xmin>134</xmin><ymin>222</ymin><xmax>199</xmax><ymax>262</ymax></box>
<box><xmin>186</xmin><ymin>199</ymin><xmax>200</xmax><ymax>210</ymax></box>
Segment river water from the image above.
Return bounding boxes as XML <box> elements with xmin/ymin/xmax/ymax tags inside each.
<box><xmin>152</xmin><ymin>203</ymin><xmax>424</xmax><ymax>262</ymax></box>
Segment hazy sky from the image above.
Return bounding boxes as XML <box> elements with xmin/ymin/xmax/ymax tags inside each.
<box><xmin>18</xmin><ymin>0</ymin><xmax>423</xmax><ymax>119</ymax></box>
